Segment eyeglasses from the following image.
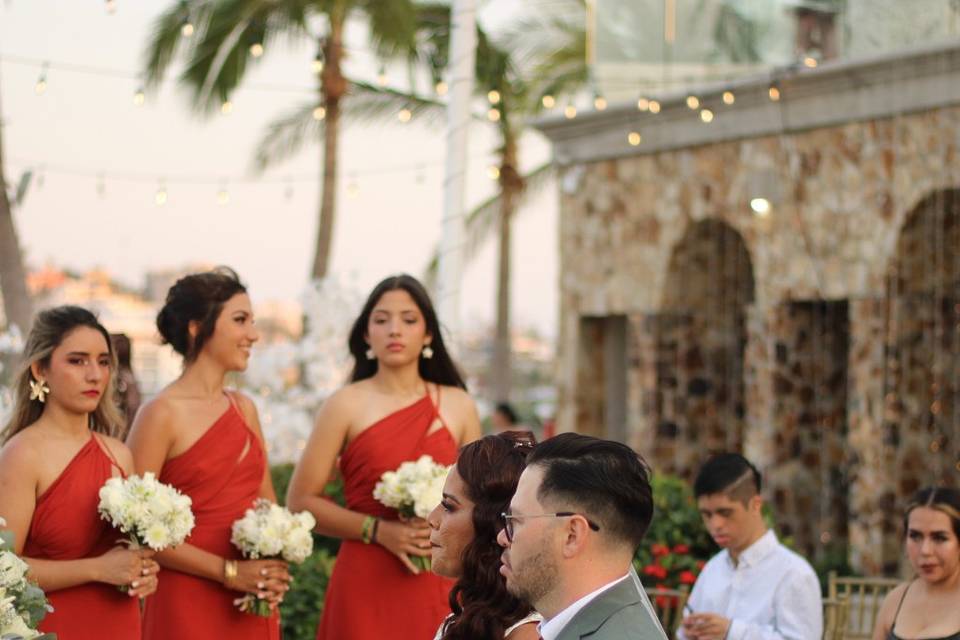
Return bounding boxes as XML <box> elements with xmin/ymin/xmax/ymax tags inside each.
<box><xmin>500</xmin><ymin>511</ymin><xmax>600</xmax><ymax>542</ymax></box>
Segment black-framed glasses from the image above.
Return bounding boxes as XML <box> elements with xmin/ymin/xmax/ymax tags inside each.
<box><xmin>500</xmin><ymin>511</ymin><xmax>600</xmax><ymax>542</ymax></box>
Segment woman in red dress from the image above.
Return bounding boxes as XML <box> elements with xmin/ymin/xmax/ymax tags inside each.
<box><xmin>0</xmin><ymin>306</ymin><xmax>160</xmax><ymax>640</ymax></box>
<box><xmin>128</xmin><ymin>268</ymin><xmax>290</xmax><ymax>640</ymax></box>
<box><xmin>287</xmin><ymin>274</ymin><xmax>482</xmax><ymax>640</ymax></box>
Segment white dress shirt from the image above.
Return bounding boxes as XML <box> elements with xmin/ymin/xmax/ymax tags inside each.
<box><xmin>539</xmin><ymin>573</ymin><xmax>631</xmax><ymax>640</ymax></box>
<box><xmin>676</xmin><ymin>530</ymin><xmax>822</xmax><ymax>640</ymax></box>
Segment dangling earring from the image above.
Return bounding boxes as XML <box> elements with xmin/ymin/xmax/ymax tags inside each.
<box><xmin>365</xmin><ymin>348</ymin><xmax>376</xmax><ymax>360</ymax></box>
<box><xmin>29</xmin><ymin>378</ymin><xmax>51</xmax><ymax>403</ymax></box>
<box><xmin>422</xmin><ymin>344</ymin><xmax>434</xmax><ymax>359</ymax></box>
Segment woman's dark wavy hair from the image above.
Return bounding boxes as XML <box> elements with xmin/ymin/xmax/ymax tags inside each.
<box><xmin>156</xmin><ymin>267</ymin><xmax>246</xmax><ymax>362</ymax></box>
<box><xmin>440</xmin><ymin>431</ymin><xmax>537</xmax><ymax>640</ymax></box>
<box><xmin>348</xmin><ymin>274</ymin><xmax>466</xmax><ymax>389</ymax></box>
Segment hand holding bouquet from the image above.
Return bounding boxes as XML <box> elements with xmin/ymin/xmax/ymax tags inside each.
<box><xmin>373</xmin><ymin>455</ymin><xmax>449</xmax><ymax>572</ymax></box>
<box><xmin>97</xmin><ymin>473</ymin><xmax>195</xmax><ymax>552</ymax></box>
<box><xmin>0</xmin><ymin>518</ymin><xmax>55</xmax><ymax>640</ymax></box>
<box><xmin>230</xmin><ymin>499</ymin><xmax>315</xmax><ymax>616</ymax></box>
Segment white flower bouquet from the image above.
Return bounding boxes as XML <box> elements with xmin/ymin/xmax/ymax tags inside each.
<box><xmin>97</xmin><ymin>473</ymin><xmax>195</xmax><ymax>552</ymax></box>
<box><xmin>372</xmin><ymin>455</ymin><xmax>450</xmax><ymax>571</ymax></box>
<box><xmin>230</xmin><ymin>499</ymin><xmax>316</xmax><ymax>616</ymax></box>
<box><xmin>0</xmin><ymin>518</ymin><xmax>55</xmax><ymax>640</ymax></box>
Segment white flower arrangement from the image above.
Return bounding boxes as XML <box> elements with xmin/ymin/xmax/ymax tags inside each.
<box><xmin>97</xmin><ymin>473</ymin><xmax>195</xmax><ymax>552</ymax></box>
<box><xmin>0</xmin><ymin>517</ymin><xmax>55</xmax><ymax>640</ymax></box>
<box><xmin>373</xmin><ymin>455</ymin><xmax>450</xmax><ymax>571</ymax></box>
<box><xmin>230</xmin><ymin>499</ymin><xmax>316</xmax><ymax>616</ymax></box>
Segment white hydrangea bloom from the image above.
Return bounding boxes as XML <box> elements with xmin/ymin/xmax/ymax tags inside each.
<box><xmin>98</xmin><ymin>474</ymin><xmax>195</xmax><ymax>551</ymax></box>
<box><xmin>230</xmin><ymin>499</ymin><xmax>315</xmax><ymax>564</ymax></box>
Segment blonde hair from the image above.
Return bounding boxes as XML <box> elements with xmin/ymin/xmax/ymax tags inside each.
<box><xmin>2</xmin><ymin>306</ymin><xmax>125</xmax><ymax>443</ymax></box>
<box><xmin>904</xmin><ymin>486</ymin><xmax>960</xmax><ymax>539</ymax></box>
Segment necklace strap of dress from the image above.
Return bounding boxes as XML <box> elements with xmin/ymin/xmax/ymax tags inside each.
<box><xmin>92</xmin><ymin>432</ymin><xmax>126</xmax><ymax>477</ymax></box>
<box><xmin>427</xmin><ymin>384</ymin><xmax>449</xmax><ymax>431</ymax></box>
<box><xmin>890</xmin><ymin>580</ymin><xmax>914</xmax><ymax>633</ymax></box>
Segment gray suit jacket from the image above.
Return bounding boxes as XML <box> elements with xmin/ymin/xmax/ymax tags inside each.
<box><xmin>555</xmin><ymin>571</ymin><xmax>668</xmax><ymax>640</ymax></box>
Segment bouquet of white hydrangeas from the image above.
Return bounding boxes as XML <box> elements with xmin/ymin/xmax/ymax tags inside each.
<box><xmin>373</xmin><ymin>455</ymin><xmax>450</xmax><ymax>571</ymax></box>
<box><xmin>0</xmin><ymin>518</ymin><xmax>55</xmax><ymax>640</ymax></box>
<box><xmin>230</xmin><ymin>499</ymin><xmax>316</xmax><ymax>617</ymax></box>
<box><xmin>97</xmin><ymin>473</ymin><xmax>195</xmax><ymax>552</ymax></box>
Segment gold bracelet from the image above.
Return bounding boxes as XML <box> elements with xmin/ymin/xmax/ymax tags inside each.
<box><xmin>360</xmin><ymin>515</ymin><xmax>376</xmax><ymax>544</ymax></box>
<box><xmin>223</xmin><ymin>559</ymin><xmax>239</xmax><ymax>584</ymax></box>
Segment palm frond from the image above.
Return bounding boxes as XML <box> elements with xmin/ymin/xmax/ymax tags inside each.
<box><xmin>423</xmin><ymin>162</ymin><xmax>555</xmax><ymax>282</ymax></box>
<box><xmin>344</xmin><ymin>81</ymin><xmax>445</xmax><ymax>125</ymax></box>
<box><xmin>252</xmin><ymin>101</ymin><xmax>322</xmax><ymax>172</ymax></box>
<box><xmin>142</xmin><ymin>0</ymin><xmax>217</xmax><ymax>89</ymax></box>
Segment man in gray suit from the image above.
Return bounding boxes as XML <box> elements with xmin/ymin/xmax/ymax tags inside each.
<box><xmin>497</xmin><ymin>433</ymin><xmax>668</xmax><ymax>640</ymax></box>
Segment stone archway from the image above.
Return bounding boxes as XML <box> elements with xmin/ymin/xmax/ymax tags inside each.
<box><xmin>885</xmin><ymin>188</ymin><xmax>960</xmax><ymax>494</ymax></box>
<box><xmin>651</xmin><ymin>219</ymin><xmax>756</xmax><ymax>478</ymax></box>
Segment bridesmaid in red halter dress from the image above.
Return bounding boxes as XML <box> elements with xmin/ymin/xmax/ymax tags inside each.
<box><xmin>0</xmin><ymin>306</ymin><xmax>160</xmax><ymax>640</ymax></box>
<box><xmin>127</xmin><ymin>268</ymin><xmax>290</xmax><ymax>640</ymax></box>
<box><xmin>287</xmin><ymin>274</ymin><xmax>482</xmax><ymax>640</ymax></box>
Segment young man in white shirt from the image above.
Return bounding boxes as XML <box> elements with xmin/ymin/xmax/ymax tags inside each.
<box><xmin>679</xmin><ymin>454</ymin><xmax>822</xmax><ymax>640</ymax></box>
<box><xmin>497</xmin><ymin>433</ymin><xmax>667</xmax><ymax>640</ymax></box>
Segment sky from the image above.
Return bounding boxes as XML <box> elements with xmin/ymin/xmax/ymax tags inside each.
<box><xmin>0</xmin><ymin>0</ymin><xmax>559</xmax><ymax>338</ymax></box>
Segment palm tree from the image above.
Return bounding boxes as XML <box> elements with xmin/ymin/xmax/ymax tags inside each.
<box><xmin>0</xmin><ymin>80</ymin><xmax>33</xmax><ymax>334</ymax></box>
<box><xmin>143</xmin><ymin>0</ymin><xmax>431</xmax><ymax>280</ymax></box>
<box><xmin>419</xmin><ymin>1</ymin><xmax>587</xmax><ymax>402</ymax></box>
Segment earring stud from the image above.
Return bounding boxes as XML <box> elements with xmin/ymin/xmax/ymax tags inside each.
<box><xmin>365</xmin><ymin>348</ymin><xmax>376</xmax><ymax>360</ymax></box>
<box><xmin>29</xmin><ymin>378</ymin><xmax>51</xmax><ymax>403</ymax></box>
<box><xmin>422</xmin><ymin>345</ymin><xmax>434</xmax><ymax>359</ymax></box>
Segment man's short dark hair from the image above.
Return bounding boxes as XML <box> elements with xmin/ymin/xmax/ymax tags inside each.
<box><xmin>527</xmin><ymin>433</ymin><xmax>653</xmax><ymax>550</ymax></box>
<box><xmin>495</xmin><ymin>402</ymin><xmax>519</xmax><ymax>425</ymax></box>
<box><xmin>694</xmin><ymin>453</ymin><xmax>761</xmax><ymax>504</ymax></box>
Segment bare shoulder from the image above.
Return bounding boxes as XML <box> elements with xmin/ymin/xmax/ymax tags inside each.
<box><xmin>0</xmin><ymin>428</ymin><xmax>42</xmax><ymax>475</ymax></box>
<box><xmin>437</xmin><ymin>385</ymin><xmax>475</xmax><ymax>412</ymax></box>
<box><xmin>134</xmin><ymin>393</ymin><xmax>178</xmax><ymax>431</ymax></box>
<box><xmin>98</xmin><ymin>434</ymin><xmax>135</xmax><ymax>469</ymax></box>
<box><xmin>878</xmin><ymin>581</ymin><xmax>910</xmax><ymax>619</ymax></box>
<box><xmin>229</xmin><ymin>390</ymin><xmax>258</xmax><ymax>418</ymax></box>
<box><xmin>321</xmin><ymin>383</ymin><xmax>366</xmax><ymax>416</ymax></box>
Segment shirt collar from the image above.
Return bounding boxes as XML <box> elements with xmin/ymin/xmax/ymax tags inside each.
<box><xmin>729</xmin><ymin>529</ymin><xmax>777</xmax><ymax>569</ymax></box>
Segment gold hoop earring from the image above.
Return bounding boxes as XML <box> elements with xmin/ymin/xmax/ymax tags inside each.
<box><xmin>29</xmin><ymin>378</ymin><xmax>51</xmax><ymax>403</ymax></box>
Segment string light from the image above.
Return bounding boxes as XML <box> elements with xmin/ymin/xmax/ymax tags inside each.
<box><xmin>637</xmin><ymin>97</ymin><xmax>650</xmax><ymax>111</ymax></box>
<box><xmin>221</xmin><ymin>100</ymin><xmax>233</xmax><ymax>114</ymax></box>
<box><xmin>700</xmin><ymin>108</ymin><xmax>714</xmax><ymax>123</ymax></box>
<box><xmin>376</xmin><ymin>66</ymin><xmax>387</xmax><ymax>87</ymax></box>
<box><xmin>487</xmin><ymin>165</ymin><xmax>500</xmax><ymax>180</ymax></box>
<box><xmin>346</xmin><ymin>177</ymin><xmax>360</xmax><ymax>198</ymax></box>
<box><xmin>312</xmin><ymin>106</ymin><xmax>326</xmax><ymax>120</ymax></box>
<box><xmin>686</xmin><ymin>95</ymin><xmax>699</xmax><ymax>109</ymax></box>
<box><xmin>217</xmin><ymin>186</ymin><xmax>230</xmax><ymax>205</ymax></box>
<box><xmin>768</xmin><ymin>86</ymin><xmax>781</xmax><ymax>101</ymax></box>
<box><xmin>593</xmin><ymin>95</ymin><xmax>607</xmax><ymax>111</ymax></box>
<box><xmin>563</xmin><ymin>104</ymin><xmax>577</xmax><ymax>119</ymax></box>
<box><xmin>541</xmin><ymin>95</ymin><xmax>555</xmax><ymax>109</ymax></box>
<box><xmin>803</xmin><ymin>56</ymin><xmax>818</xmax><ymax>68</ymax></box>
<box><xmin>105</xmin><ymin>0</ymin><xmax>116</xmax><ymax>14</ymax></box>
<box><xmin>648</xmin><ymin>100</ymin><xmax>661</xmax><ymax>114</ymax></box>
<box><xmin>487</xmin><ymin>90</ymin><xmax>501</xmax><ymax>104</ymax></box>
<box><xmin>132</xmin><ymin>87</ymin><xmax>145</xmax><ymax>106</ymax></box>
<box><xmin>249</xmin><ymin>43</ymin><xmax>264</xmax><ymax>58</ymax></box>
<box><xmin>311</xmin><ymin>53</ymin><xmax>324</xmax><ymax>74</ymax></box>
<box><xmin>181</xmin><ymin>20</ymin><xmax>194</xmax><ymax>37</ymax></box>
<box><xmin>750</xmin><ymin>197</ymin><xmax>771</xmax><ymax>216</ymax></box>
<box><xmin>487</xmin><ymin>107</ymin><xmax>501</xmax><ymax>122</ymax></box>
<box><xmin>397</xmin><ymin>108</ymin><xmax>412</xmax><ymax>123</ymax></box>
<box><xmin>155</xmin><ymin>184</ymin><xmax>168</xmax><ymax>206</ymax></box>
<box><xmin>722</xmin><ymin>91</ymin><xmax>735</xmax><ymax>105</ymax></box>
<box><xmin>96</xmin><ymin>173</ymin><xmax>106</xmax><ymax>198</ymax></box>
<box><xmin>435</xmin><ymin>81</ymin><xmax>448</xmax><ymax>96</ymax></box>
<box><xmin>34</xmin><ymin>64</ymin><xmax>48</xmax><ymax>95</ymax></box>
<box><xmin>627</xmin><ymin>131</ymin><xmax>642</xmax><ymax>146</ymax></box>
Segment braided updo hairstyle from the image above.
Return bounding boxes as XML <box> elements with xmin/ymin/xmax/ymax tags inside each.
<box><xmin>156</xmin><ymin>267</ymin><xmax>246</xmax><ymax>362</ymax></box>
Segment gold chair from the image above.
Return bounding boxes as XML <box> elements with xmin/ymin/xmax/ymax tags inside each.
<box><xmin>822</xmin><ymin>596</ymin><xmax>851</xmax><ymax>640</ymax></box>
<box><xmin>827</xmin><ymin>572</ymin><xmax>900</xmax><ymax>640</ymax></box>
<box><xmin>645</xmin><ymin>586</ymin><xmax>690</xmax><ymax>637</ymax></box>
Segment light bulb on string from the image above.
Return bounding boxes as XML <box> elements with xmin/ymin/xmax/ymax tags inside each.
<box><xmin>221</xmin><ymin>100</ymin><xmax>233</xmax><ymax>115</ymax></box>
<box><xmin>637</xmin><ymin>97</ymin><xmax>650</xmax><ymax>111</ymax></box>
<box><xmin>768</xmin><ymin>85</ymin><xmax>781</xmax><ymax>101</ymax></box>
<box><xmin>181</xmin><ymin>20</ymin><xmax>194</xmax><ymax>37</ymax></box>
<box><xmin>686</xmin><ymin>95</ymin><xmax>699</xmax><ymax>110</ymax></box>
<box><xmin>376</xmin><ymin>66</ymin><xmax>388</xmax><ymax>87</ymax></box>
<box><xmin>648</xmin><ymin>100</ymin><xmax>661</xmax><ymax>114</ymax></box>
<box><xmin>593</xmin><ymin>94</ymin><xmax>607</xmax><ymax>111</ymax></box>
<box><xmin>487</xmin><ymin>90</ymin><xmax>501</xmax><ymax>105</ymax></box>
<box><xmin>564</xmin><ymin>103</ymin><xmax>577</xmax><ymax>119</ymax></box>
<box><xmin>34</xmin><ymin>64</ymin><xmax>48</xmax><ymax>95</ymax></box>
<box><xmin>435</xmin><ymin>81</ymin><xmax>448</xmax><ymax>96</ymax></box>
<box><xmin>487</xmin><ymin>165</ymin><xmax>500</xmax><ymax>180</ymax></box>
<box><xmin>284</xmin><ymin>179</ymin><xmax>294</xmax><ymax>201</ymax></box>
<box><xmin>105</xmin><ymin>0</ymin><xmax>116</xmax><ymax>14</ymax></box>
<box><xmin>133</xmin><ymin>87</ymin><xmax>145</xmax><ymax>106</ymax></box>
<box><xmin>487</xmin><ymin>107</ymin><xmax>501</xmax><ymax>122</ymax></box>
<box><xmin>217</xmin><ymin>186</ymin><xmax>230</xmax><ymax>206</ymax></box>
<box><xmin>722</xmin><ymin>91</ymin><xmax>735</xmax><ymax>105</ymax></box>
<box><xmin>312</xmin><ymin>106</ymin><xmax>326</xmax><ymax>120</ymax></box>
<box><xmin>249</xmin><ymin>43</ymin><xmax>264</xmax><ymax>58</ymax></box>
<box><xmin>311</xmin><ymin>53</ymin><xmax>324</xmax><ymax>74</ymax></box>
<box><xmin>346</xmin><ymin>177</ymin><xmax>360</xmax><ymax>198</ymax></box>
<box><xmin>700</xmin><ymin>108</ymin><xmax>714</xmax><ymax>123</ymax></box>
<box><xmin>627</xmin><ymin>131</ymin><xmax>642</xmax><ymax>146</ymax></box>
<box><xmin>803</xmin><ymin>56</ymin><xmax>818</xmax><ymax>68</ymax></box>
<box><xmin>541</xmin><ymin>94</ymin><xmax>555</xmax><ymax>109</ymax></box>
<box><xmin>397</xmin><ymin>108</ymin><xmax>412</xmax><ymax>123</ymax></box>
<box><xmin>155</xmin><ymin>183</ymin><xmax>168</xmax><ymax>207</ymax></box>
<box><xmin>96</xmin><ymin>173</ymin><xmax>106</xmax><ymax>198</ymax></box>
